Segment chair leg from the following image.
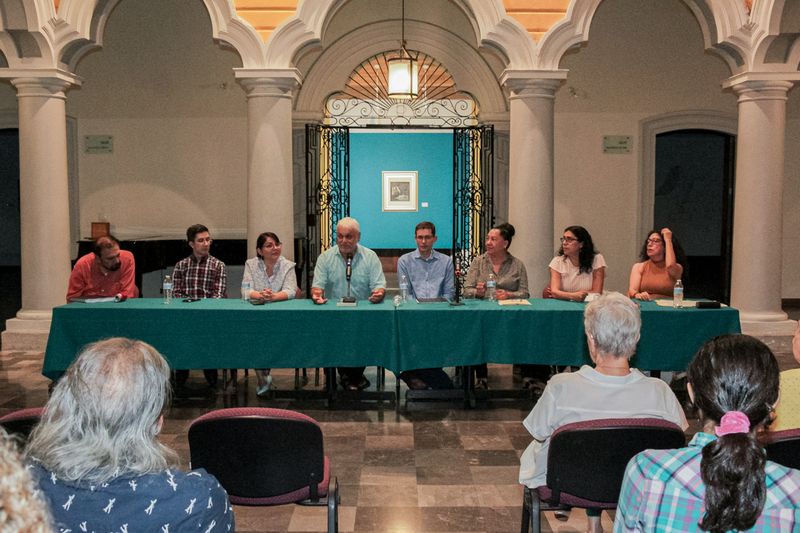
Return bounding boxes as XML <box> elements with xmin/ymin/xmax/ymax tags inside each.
<box><xmin>521</xmin><ymin>486</ymin><xmax>531</xmax><ymax>533</ymax></box>
<box><xmin>328</xmin><ymin>477</ymin><xmax>339</xmax><ymax>533</ymax></box>
<box><xmin>531</xmin><ymin>488</ymin><xmax>542</xmax><ymax>533</ymax></box>
<box><xmin>315</xmin><ymin>368</ymin><xmax>320</xmax><ymax>387</ymax></box>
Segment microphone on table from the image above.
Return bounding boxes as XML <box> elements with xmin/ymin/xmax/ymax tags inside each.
<box><xmin>342</xmin><ymin>254</ymin><xmax>356</xmax><ymax>303</ymax></box>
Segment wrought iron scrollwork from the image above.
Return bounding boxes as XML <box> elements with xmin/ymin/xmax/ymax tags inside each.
<box><xmin>305</xmin><ymin>125</ymin><xmax>349</xmax><ymax>291</ymax></box>
<box><xmin>453</xmin><ymin>126</ymin><xmax>494</xmax><ymax>294</ymax></box>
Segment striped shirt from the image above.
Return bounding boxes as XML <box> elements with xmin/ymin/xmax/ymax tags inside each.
<box><xmin>172</xmin><ymin>254</ymin><xmax>227</xmax><ymax>299</ymax></box>
<box><xmin>614</xmin><ymin>432</ymin><xmax>800</xmax><ymax>532</ymax></box>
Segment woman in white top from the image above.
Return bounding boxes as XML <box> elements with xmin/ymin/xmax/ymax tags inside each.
<box><xmin>547</xmin><ymin>225</ymin><xmax>606</xmax><ymax>302</ymax></box>
<box><xmin>243</xmin><ymin>231</ymin><xmax>298</xmax><ymax>396</ymax></box>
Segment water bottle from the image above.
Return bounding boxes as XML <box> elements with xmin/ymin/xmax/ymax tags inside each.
<box><xmin>162</xmin><ymin>275</ymin><xmax>172</xmax><ymax>305</ymax></box>
<box><xmin>399</xmin><ymin>274</ymin><xmax>410</xmax><ymax>302</ymax></box>
<box><xmin>241</xmin><ymin>280</ymin><xmax>252</xmax><ymax>301</ymax></box>
<box><xmin>486</xmin><ymin>272</ymin><xmax>497</xmax><ymax>301</ymax></box>
<box><xmin>673</xmin><ymin>279</ymin><xmax>684</xmax><ymax>308</ymax></box>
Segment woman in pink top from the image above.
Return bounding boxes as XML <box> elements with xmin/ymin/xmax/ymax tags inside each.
<box><xmin>628</xmin><ymin>228</ymin><xmax>685</xmax><ymax>301</ymax></box>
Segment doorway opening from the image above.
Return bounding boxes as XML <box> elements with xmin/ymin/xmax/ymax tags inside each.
<box><xmin>0</xmin><ymin>129</ymin><xmax>21</xmax><ymax>331</ymax></box>
<box><xmin>654</xmin><ymin>129</ymin><xmax>736</xmax><ymax>303</ymax></box>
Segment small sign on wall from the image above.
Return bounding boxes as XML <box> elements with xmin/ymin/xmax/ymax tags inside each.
<box><xmin>85</xmin><ymin>135</ymin><xmax>113</xmax><ymax>154</ymax></box>
<box><xmin>602</xmin><ymin>135</ymin><xmax>632</xmax><ymax>154</ymax></box>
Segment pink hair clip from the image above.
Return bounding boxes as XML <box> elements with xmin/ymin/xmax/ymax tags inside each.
<box><xmin>715</xmin><ymin>411</ymin><xmax>750</xmax><ymax>437</ymax></box>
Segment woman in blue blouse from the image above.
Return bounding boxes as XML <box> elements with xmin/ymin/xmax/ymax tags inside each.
<box><xmin>243</xmin><ymin>231</ymin><xmax>298</xmax><ymax>396</ymax></box>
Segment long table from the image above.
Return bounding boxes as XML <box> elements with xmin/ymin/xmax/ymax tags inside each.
<box><xmin>43</xmin><ymin>298</ymin><xmax>740</xmax><ymax>380</ymax></box>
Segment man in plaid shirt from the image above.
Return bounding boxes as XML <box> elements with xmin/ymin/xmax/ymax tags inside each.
<box><xmin>172</xmin><ymin>223</ymin><xmax>227</xmax><ymax>389</ymax></box>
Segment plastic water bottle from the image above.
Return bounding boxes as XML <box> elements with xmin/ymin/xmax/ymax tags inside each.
<box><xmin>241</xmin><ymin>280</ymin><xmax>252</xmax><ymax>301</ymax></box>
<box><xmin>162</xmin><ymin>275</ymin><xmax>172</xmax><ymax>305</ymax></box>
<box><xmin>673</xmin><ymin>279</ymin><xmax>684</xmax><ymax>308</ymax></box>
<box><xmin>399</xmin><ymin>274</ymin><xmax>410</xmax><ymax>302</ymax></box>
<box><xmin>486</xmin><ymin>272</ymin><xmax>497</xmax><ymax>301</ymax></box>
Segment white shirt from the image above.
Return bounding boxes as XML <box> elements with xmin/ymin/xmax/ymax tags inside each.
<box><xmin>548</xmin><ymin>253</ymin><xmax>606</xmax><ymax>292</ymax></box>
<box><xmin>519</xmin><ymin>365</ymin><xmax>688</xmax><ymax>488</ymax></box>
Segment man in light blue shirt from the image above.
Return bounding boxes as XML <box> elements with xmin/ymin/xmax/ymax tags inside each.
<box><xmin>397</xmin><ymin>221</ymin><xmax>455</xmax><ymax>301</ymax></box>
<box><xmin>396</xmin><ymin>221</ymin><xmax>455</xmax><ymax>390</ymax></box>
<box><xmin>312</xmin><ymin>217</ymin><xmax>386</xmax><ymax>390</ymax></box>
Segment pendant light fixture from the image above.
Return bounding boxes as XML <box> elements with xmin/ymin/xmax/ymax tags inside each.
<box><xmin>387</xmin><ymin>0</ymin><xmax>418</xmax><ymax>99</ymax></box>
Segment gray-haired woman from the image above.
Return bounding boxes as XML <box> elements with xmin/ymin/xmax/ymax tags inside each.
<box><xmin>518</xmin><ymin>292</ymin><xmax>687</xmax><ymax>533</ymax></box>
<box><xmin>27</xmin><ymin>338</ymin><xmax>234</xmax><ymax>532</ymax></box>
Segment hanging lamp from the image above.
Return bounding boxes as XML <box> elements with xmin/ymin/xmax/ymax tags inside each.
<box><xmin>387</xmin><ymin>0</ymin><xmax>418</xmax><ymax>99</ymax></box>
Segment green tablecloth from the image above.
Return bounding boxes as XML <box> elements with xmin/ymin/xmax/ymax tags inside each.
<box><xmin>395</xmin><ymin>299</ymin><xmax>741</xmax><ymax>371</ymax></box>
<box><xmin>43</xmin><ymin>298</ymin><xmax>741</xmax><ymax>379</ymax></box>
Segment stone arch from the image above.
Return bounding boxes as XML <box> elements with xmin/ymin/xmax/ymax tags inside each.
<box><xmin>266</xmin><ymin>0</ymin><xmax>537</xmax><ymax>70</ymax></box>
<box><xmin>0</xmin><ymin>0</ymin><xmax>58</xmax><ymax>67</ymax></box>
<box><xmin>537</xmin><ymin>0</ymin><xmax>756</xmax><ymax>73</ymax></box>
<box><xmin>638</xmin><ymin>110</ymin><xmax>737</xmax><ymax>239</ymax></box>
<box><xmin>294</xmin><ymin>20</ymin><xmax>507</xmax><ymax>122</ymax></box>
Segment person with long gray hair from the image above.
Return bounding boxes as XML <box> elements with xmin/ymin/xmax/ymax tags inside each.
<box><xmin>0</xmin><ymin>428</ymin><xmax>51</xmax><ymax>532</ymax></box>
<box><xmin>27</xmin><ymin>337</ymin><xmax>234</xmax><ymax>532</ymax></box>
<box><xmin>519</xmin><ymin>292</ymin><xmax>687</xmax><ymax>533</ymax></box>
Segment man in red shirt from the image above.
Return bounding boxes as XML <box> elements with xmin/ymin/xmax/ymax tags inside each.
<box><xmin>66</xmin><ymin>235</ymin><xmax>139</xmax><ymax>302</ymax></box>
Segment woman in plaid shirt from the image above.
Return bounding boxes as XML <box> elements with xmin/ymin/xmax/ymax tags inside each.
<box><xmin>615</xmin><ymin>335</ymin><xmax>800</xmax><ymax>532</ymax></box>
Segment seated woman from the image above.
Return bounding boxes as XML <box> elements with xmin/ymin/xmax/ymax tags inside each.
<box><xmin>243</xmin><ymin>231</ymin><xmax>298</xmax><ymax>396</ymax></box>
<box><xmin>628</xmin><ymin>227</ymin><xmax>685</xmax><ymax>301</ymax></box>
<box><xmin>547</xmin><ymin>225</ymin><xmax>606</xmax><ymax>302</ymax></box>
<box><xmin>615</xmin><ymin>334</ymin><xmax>800</xmax><ymax>532</ymax></box>
<box><xmin>463</xmin><ymin>222</ymin><xmax>529</xmax><ymax>389</ymax></box>
<box><xmin>27</xmin><ymin>338</ymin><xmax>234</xmax><ymax>532</ymax></box>
<box><xmin>768</xmin><ymin>321</ymin><xmax>800</xmax><ymax>431</ymax></box>
<box><xmin>519</xmin><ymin>292</ymin><xmax>687</xmax><ymax>533</ymax></box>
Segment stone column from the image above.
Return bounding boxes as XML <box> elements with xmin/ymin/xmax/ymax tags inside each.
<box><xmin>726</xmin><ymin>78</ymin><xmax>794</xmax><ymax>332</ymax></box>
<box><xmin>236</xmin><ymin>71</ymin><xmax>300</xmax><ymax>259</ymax></box>
<box><xmin>501</xmin><ymin>71</ymin><xmax>565</xmax><ymax>293</ymax></box>
<box><xmin>2</xmin><ymin>75</ymin><xmax>75</xmax><ymax>350</ymax></box>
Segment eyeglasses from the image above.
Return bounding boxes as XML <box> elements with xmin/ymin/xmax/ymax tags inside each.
<box><xmin>647</xmin><ymin>238</ymin><xmax>663</xmax><ymax>245</ymax></box>
<box><xmin>560</xmin><ymin>237</ymin><xmax>578</xmax><ymax>244</ymax></box>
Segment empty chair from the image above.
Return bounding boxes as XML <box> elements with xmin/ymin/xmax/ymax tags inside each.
<box><xmin>188</xmin><ymin>407</ymin><xmax>338</xmax><ymax>532</ymax></box>
<box><xmin>0</xmin><ymin>407</ymin><xmax>44</xmax><ymax>442</ymax></box>
<box><xmin>762</xmin><ymin>428</ymin><xmax>800</xmax><ymax>471</ymax></box>
<box><xmin>521</xmin><ymin>417</ymin><xmax>685</xmax><ymax>533</ymax></box>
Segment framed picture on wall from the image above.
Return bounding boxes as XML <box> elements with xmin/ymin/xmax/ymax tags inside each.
<box><xmin>382</xmin><ymin>171</ymin><xmax>418</xmax><ymax>211</ymax></box>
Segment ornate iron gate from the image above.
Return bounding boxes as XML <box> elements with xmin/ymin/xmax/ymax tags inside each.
<box><xmin>304</xmin><ymin>125</ymin><xmax>349</xmax><ymax>292</ymax></box>
<box><xmin>453</xmin><ymin>126</ymin><xmax>494</xmax><ymax>289</ymax></box>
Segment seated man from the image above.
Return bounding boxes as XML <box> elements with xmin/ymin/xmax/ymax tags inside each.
<box><xmin>66</xmin><ymin>234</ymin><xmax>139</xmax><ymax>302</ymax></box>
<box><xmin>396</xmin><ymin>221</ymin><xmax>454</xmax><ymax>390</ymax></box>
<box><xmin>172</xmin><ymin>224</ymin><xmax>227</xmax><ymax>388</ymax></box>
<box><xmin>27</xmin><ymin>338</ymin><xmax>234</xmax><ymax>532</ymax></box>
<box><xmin>519</xmin><ymin>292</ymin><xmax>687</xmax><ymax>533</ymax></box>
<box><xmin>311</xmin><ymin>217</ymin><xmax>386</xmax><ymax>391</ymax></box>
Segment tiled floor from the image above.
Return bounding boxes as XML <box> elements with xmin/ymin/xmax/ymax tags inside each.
<box><xmin>1</xmin><ymin>339</ymin><xmax>797</xmax><ymax>533</ymax></box>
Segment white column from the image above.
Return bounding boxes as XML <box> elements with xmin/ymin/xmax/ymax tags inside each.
<box><xmin>727</xmin><ymin>78</ymin><xmax>794</xmax><ymax>331</ymax></box>
<box><xmin>501</xmin><ymin>72</ymin><xmax>564</xmax><ymax>293</ymax></box>
<box><xmin>2</xmin><ymin>76</ymin><xmax>76</xmax><ymax>349</ymax></box>
<box><xmin>237</xmin><ymin>73</ymin><xmax>300</xmax><ymax>259</ymax></box>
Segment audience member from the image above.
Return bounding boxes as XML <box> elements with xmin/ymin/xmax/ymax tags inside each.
<box><xmin>27</xmin><ymin>337</ymin><xmax>234</xmax><ymax>532</ymax></box>
<box><xmin>66</xmin><ymin>234</ymin><xmax>139</xmax><ymax>302</ymax></box>
<box><xmin>628</xmin><ymin>227</ymin><xmax>685</xmax><ymax>301</ymax></box>
<box><xmin>311</xmin><ymin>217</ymin><xmax>386</xmax><ymax>391</ymax></box>
<box><xmin>243</xmin><ymin>231</ymin><xmax>298</xmax><ymax>396</ymax></box>
<box><xmin>520</xmin><ymin>292</ymin><xmax>687</xmax><ymax>533</ymax></box>
<box><xmin>396</xmin><ymin>221</ymin><xmax>454</xmax><ymax>390</ymax></box>
<box><xmin>463</xmin><ymin>222</ymin><xmax>529</xmax><ymax>389</ymax></box>
<box><xmin>615</xmin><ymin>334</ymin><xmax>800</xmax><ymax>532</ymax></box>
<box><xmin>0</xmin><ymin>428</ymin><xmax>51</xmax><ymax>532</ymax></box>
<box><xmin>172</xmin><ymin>223</ymin><xmax>226</xmax><ymax>389</ymax></box>
<box><xmin>771</xmin><ymin>321</ymin><xmax>800</xmax><ymax>431</ymax></box>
